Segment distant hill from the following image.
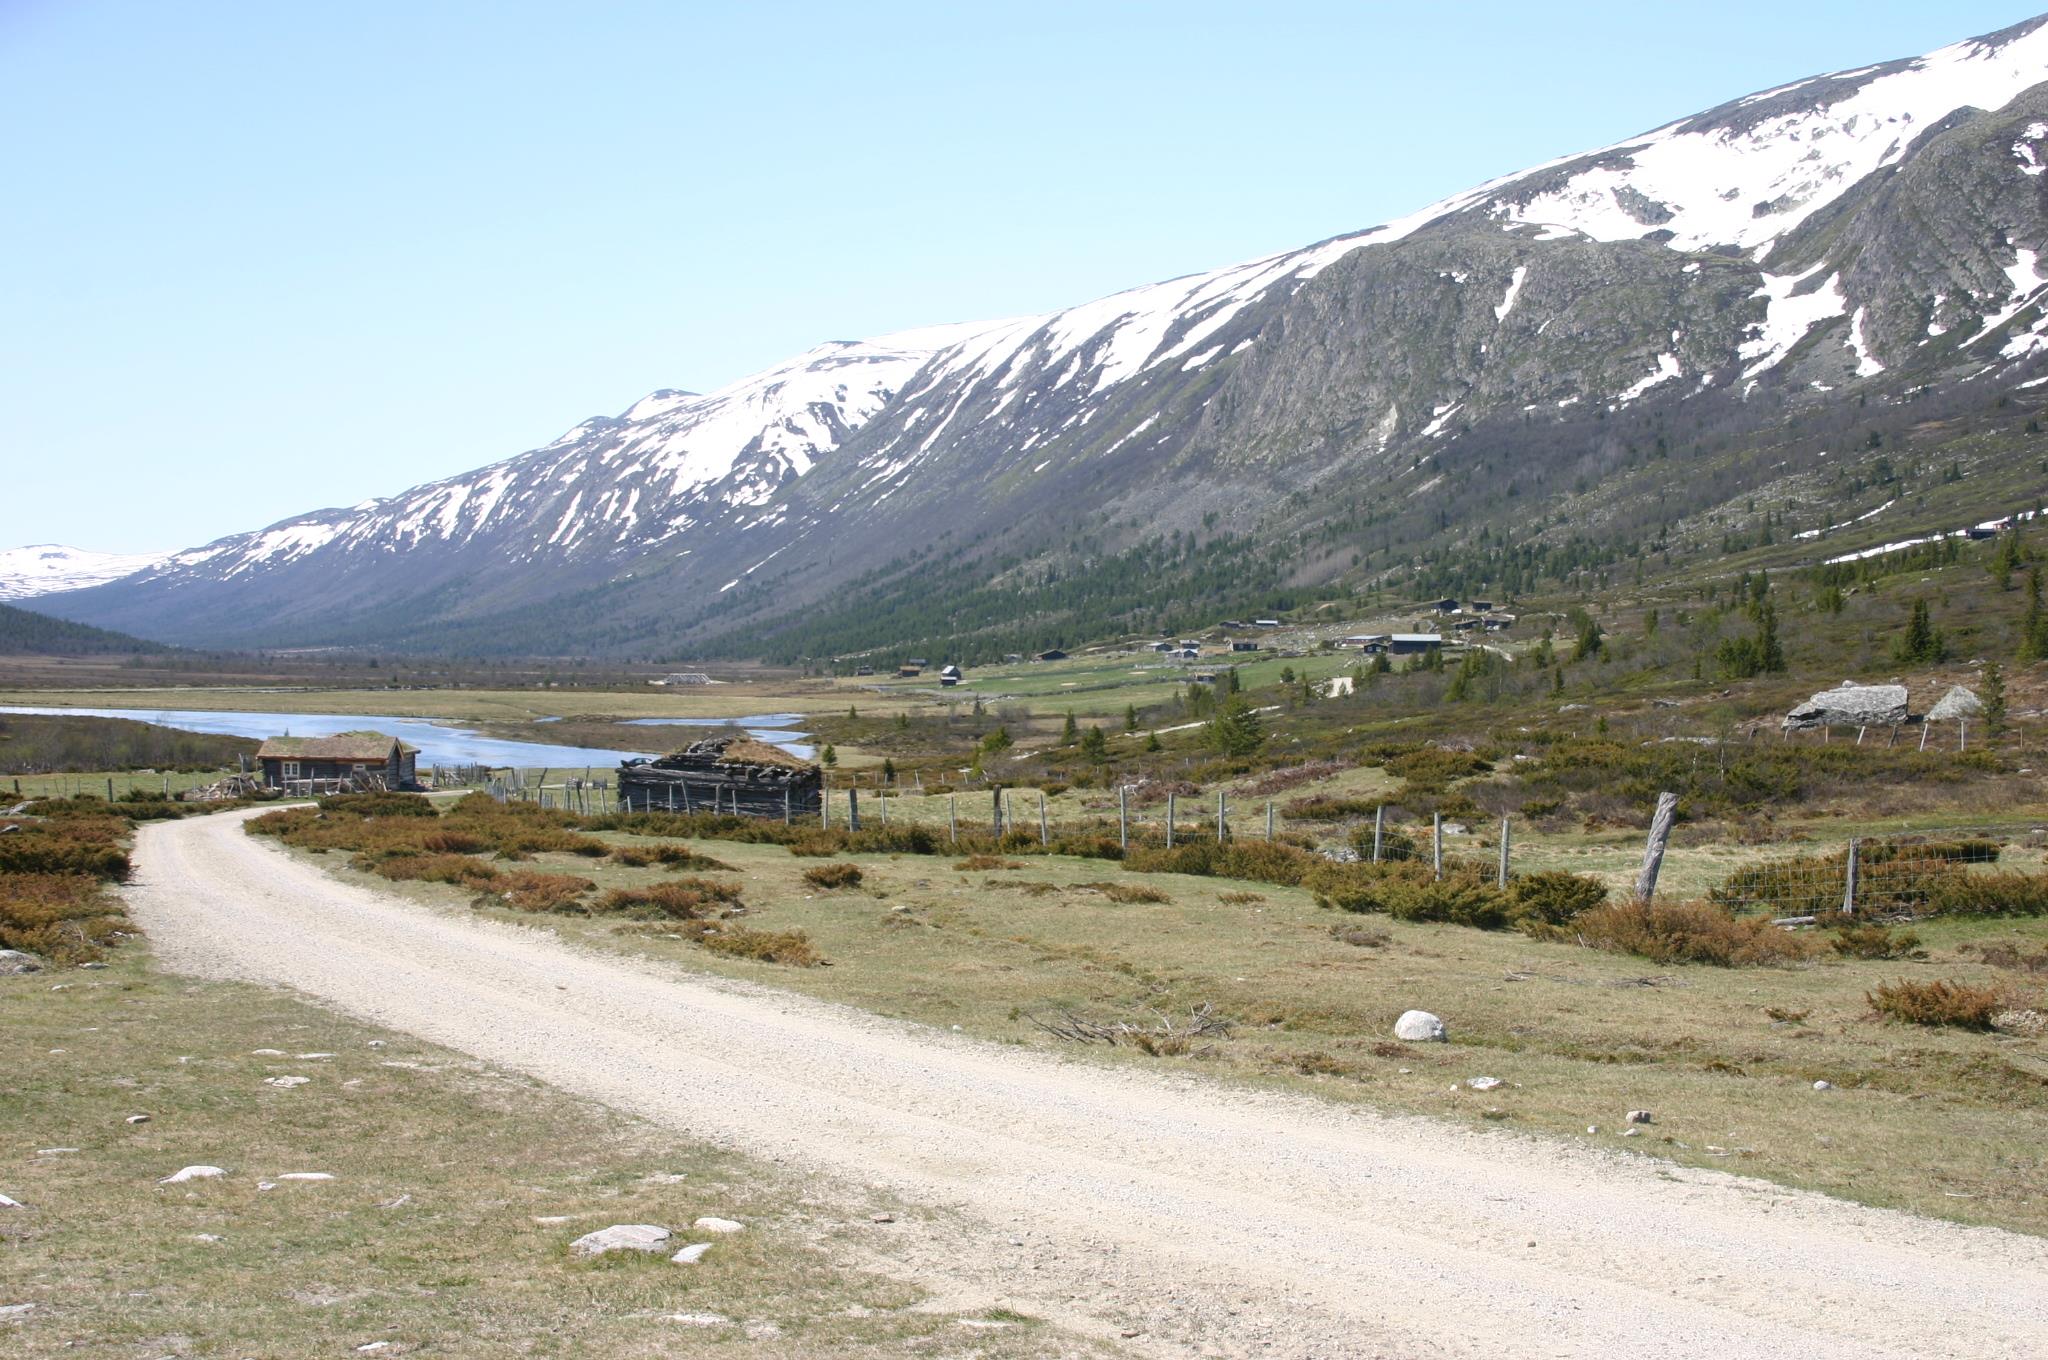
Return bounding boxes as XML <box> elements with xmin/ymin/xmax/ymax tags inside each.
<box><xmin>0</xmin><ymin>601</ymin><xmax>172</xmax><ymax>655</ymax></box>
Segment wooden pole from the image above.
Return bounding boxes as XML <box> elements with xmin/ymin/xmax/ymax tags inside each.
<box><xmin>1166</xmin><ymin>793</ymin><xmax>1176</xmax><ymax>848</ymax></box>
<box><xmin>1039</xmin><ymin>791</ymin><xmax>1049</xmax><ymax>845</ymax></box>
<box><xmin>1634</xmin><ymin>791</ymin><xmax>1679</xmax><ymax>903</ymax></box>
<box><xmin>1843</xmin><ymin>837</ymin><xmax>1860</xmax><ymax>916</ymax></box>
<box><xmin>1216</xmin><ymin>790</ymin><xmax>1226</xmax><ymax>844</ymax></box>
<box><xmin>992</xmin><ymin>786</ymin><xmax>1003</xmax><ymax>837</ymax></box>
<box><xmin>948</xmin><ymin>794</ymin><xmax>957</xmax><ymax>844</ymax></box>
<box><xmin>1498</xmin><ymin>816</ymin><xmax>1511</xmax><ymax>888</ymax></box>
<box><xmin>848</xmin><ymin>787</ymin><xmax>861</xmax><ymax>832</ymax></box>
<box><xmin>783</xmin><ymin>786</ymin><xmax>791</xmax><ymax>826</ymax></box>
<box><xmin>1919</xmin><ymin>722</ymin><xmax>1930</xmax><ymax>752</ymax></box>
<box><xmin>820</xmin><ymin>776</ymin><xmax>829</xmax><ymax>829</ymax></box>
<box><xmin>879</xmin><ymin>790</ymin><xmax>888</xmax><ymax>825</ymax></box>
<box><xmin>1266</xmin><ymin>800</ymin><xmax>1274</xmax><ymax>842</ymax></box>
<box><xmin>1118</xmin><ymin>786</ymin><xmax>1128</xmax><ymax>852</ymax></box>
<box><xmin>1372</xmin><ymin>805</ymin><xmax>1383</xmax><ymax>864</ymax></box>
<box><xmin>1432</xmin><ymin>811</ymin><xmax>1442</xmax><ymax>880</ymax></box>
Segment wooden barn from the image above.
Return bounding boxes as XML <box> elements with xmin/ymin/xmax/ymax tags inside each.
<box><xmin>617</xmin><ymin>734</ymin><xmax>822</xmax><ymax>818</ymax></box>
<box><xmin>256</xmin><ymin>731</ymin><xmax>418</xmax><ymax>793</ymax></box>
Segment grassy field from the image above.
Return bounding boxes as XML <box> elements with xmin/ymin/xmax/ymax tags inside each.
<box><xmin>0</xmin><ymin>683</ymin><xmax>878</xmax><ymax>724</ymax></box>
<box><xmin>0</xmin><ymin>954</ymin><xmax>1112</xmax><ymax>1357</ymax></box>
<box><xmin>286</xmin><ymin>820</ymin><xmax>2048</xmax><ymax>1239</ymax></box>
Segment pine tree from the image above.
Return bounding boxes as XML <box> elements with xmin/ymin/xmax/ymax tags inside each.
<box><xmin>1144</xmin><ymin>731</ymin><xmax>1162</xmax><ymax>753</ymax></box>
<box><xmin>1060</xmin><ymin>711</ymin><xmax>1077</xmax><ymax>745</ymax></box>
<box><xmin>2022</xmin><ymin>569</ymin><xmax>2047</xmax><ymax>662</ymax></box>
<box><xmin>1078</xmin><ymin>726</ymin><xmax>1108</xmax><ymax>764</ymax></box>
<box><xmin>820</xmin><ymin>744</ymin><xmax>838</xmax><ymax>768</ymax></box>
<box><xmin>1994</xmin><ymin>532</ymin><xmax>2024</xmax><ymax>591</ymax></box>
<box><xmin>881</xmin><ymin>758</ymin><xmax>896</xmax><ymax>785</ymax></box>
<box><xmin>1123</xmin><ymin>703</ymin><xmax>1138</xmax><ymax>733</ymax></box>
<box><xmin>1984</xmin><ymin>661</ymin><xmax>2008</xmax><ymax>735</ymax></box>
<box><xmin>1206</xmin><ymin>694</ymin><xmax>1265</xmax><ymax>757</ymax></box>
<box><xmin>1895</xmin><ymin>599</ymin><xmax>1945</xmax><ymax>664</ymax></box>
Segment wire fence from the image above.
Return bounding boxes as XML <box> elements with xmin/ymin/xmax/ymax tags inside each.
<box><xmin>1707</xmin><ymin>826</ymin><xmax>2044</xmax><ymax>920</ymax></box>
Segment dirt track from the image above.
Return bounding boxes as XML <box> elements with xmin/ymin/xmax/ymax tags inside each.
<box><xmin>123</xmin><ymin>809</ymin><xmax>2048</xmax><ymax>1358</ymax></box>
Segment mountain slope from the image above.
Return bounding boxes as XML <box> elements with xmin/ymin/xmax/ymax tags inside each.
<box><xmin>0</xmin><ymin>601</ymin><xmax>173</xmax><ymax>655</ymax></box>
<box><xmin>44</xmin><ymin>13</ymin><xmax>2048</xmax><ymax>658</ymax></box>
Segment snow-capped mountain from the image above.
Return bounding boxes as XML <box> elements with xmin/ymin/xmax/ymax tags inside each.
<box><xmin>44</xmin><ymin>13</ymin><xmax>2048</xmax><ymax>656</ymax></box>
<box><xmin>0</xmin><ymin>545</ymin><xmax>168</xmax><ymax>601</ymax></box>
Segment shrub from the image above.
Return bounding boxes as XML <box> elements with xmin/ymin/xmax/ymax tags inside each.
<box><xmin>317</xmin><ymin>791</ymin><xmax>437</xmax><ymax>818</ymax></box>
<box><xmin>610</xmin><ymin>842</ymin><xmax>734</xmax><ymax>870</ymax></box>
<box><xmin>1965</xmin><ymin>942</ymin><xmax>2048</xmax><ymax>974</ymax></box>
<box><xmin>1378</xmin><ymin>872</ymin><xmax>1510</xmax><ymax>930</ymax></box>
<box><xmin>1122</xmin><ymin>840</ymin><xmax>1319</xmax><ymax>886</ymax></box>
<box><xmin>698</xmin><ymin>924</ymin><xmax>823</xmax><ymax>967</ymax></box>
<box><xmin>1330</xmin><ymin>923</ymin><xmax>1390</xmax><ymax>948</ymax></box>
<box><xmin>1830</xmin><ymin>923</ymin><xmax>1923</xmax><ymax>960</ymax></box>
<box><xmin>594</xmin><ymin>877</ymin><xmax>744</xmax><ymax>919</ymax></box>
<box><xmin>1925</xmin><ymin>872</ymin><xmax>2048</xmax><ymax>917</ymax></box>
<box><xmin>1217</xmin><ymin>891</ymin><xmax>1266</xmax><ymax>905</ymax></box>
<box><xmin>1301</xmin><ymin>860</ymin><xmax>1431</xmax><ymax>913</ymax></box>
<box><xmin>0</xmin><ymin>834</ymin><xmax>130</xmax><ymax>881</ymax></box>
<box><xmin>0</xmin><ymin>871</ymin><xmax>125</xmax><ymax>964</ymax></box>
<box><xmin>803</xmin><ymin>863</ymin><xmax>864</xmax><ymax>889</ymax></box>
<box><xmin>1075</xmin><ymin>881</ymin><xmax>1168</xmax><ymax>904</ymax></box>
<box><xmin>954</xmin><ymin>855</ymin><xmax>1023</xmax><ymax>871</ymax></box>
<box><xmin>1347</xmin><ymin>821</ymin><xmax>1420</xmax><ymax>862</ymax></box>
<box><xmin>361</xmin><ymin>852</ymin><xmax>503</xmax><ymax>888</ymax></box>
<box><xmin>1868</xmin><ymin>978</ymin><xmax>2007</xmax><ymax>1029</ymax></box>
<box><xmin>489</xmin><ymin>871</ymin><xmax>597</xmax><ymax>912</ymax></box>
<box><xmin>1380</xmin><ymin>746</ymin><xmax>1491</xmax><ymax>789</ymax></box>
<box><xmin>1570</xmin><ymin>899</ymin><xmax>1820</xmax><ymax>966</ymax></box>
<box><xmin>1283</xmin><ymin>795</ymin><xmax>1383</xmax><ymax>822</ymax></box>
<box><xmin>1505</xmin><ymin>871</ymin><xmax>1608</xmax><ymax>928</ymax></box>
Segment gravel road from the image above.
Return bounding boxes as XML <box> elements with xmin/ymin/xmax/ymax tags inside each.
<box><xmin>123</xmin><ymin>809</ymin><xmax>2048</xmax><ymax>1358</ymax></box>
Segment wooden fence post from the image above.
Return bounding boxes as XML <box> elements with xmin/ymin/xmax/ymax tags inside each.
<box><xmin>1266</xmin><ymin>800</ymin><xmax>1275</xmax><ymax>842</ymax></box>
<box><xmin>783</xmin><ymin>786</ymin><xmax>791</xmax><ymax>826</ymax></box>
<box><xmin>1039</xmin><ymin>791</ymin><xmax>1048</xmax><ymax>846</ymax></box>
<box><xmin>1216</xmin><ymin>791</ymin><xmax>1226</xmax><ymax>844</ymax></box>
<box><xmin>992</xmin><ymin>786</ymin><xmax>1003</xmax><ymax>837</ymax></box>
<box><xmin>848</xmin><ymin>787</ymin><xmax>860</xmax><ymax>832</ymax></box>
<box><xmin>1634</xmin><ymin>791</ymin><xmax>1679</xmax><ymax>903</ymax></box>
<box><xmin>1497</xmin><ymin>816</ymin><xmax>1511</xmax><ymax>888</ymax></box>
<box><xmin>1372</xmin><ymin>805</ymin><xmax>1384</xmax><ymax>864</ymax></box>
<box><xmin>1432</xmin><ymin>811</ymin><xmax>1442</xmax><ymax>880</ymax></box>
<box><xmin>879</xmin><ymin>790</ymin><xmax>888</xmax><ymax>825</ymax></box>
<box><xmin>948</xmin><ymin>794</ymin><xmax>957</xmax><ymax>844</ymax></box>
<box><xmin>1118</xmin><ymin>786</ymin><xmax>1128</xmax><ymax>852</ymax></box>
<box><xmin>1843</xmin><ymin>837</ymin><xmax>1860</xmax><ymax>916</ymax></box>
<box><xmin>1166</xmin><ymin>792</ymin><xmax>1176</xmax><ymax>848</ymax></box>
<box><xmin>820</xmin><ymin>777</ymin><xmax>829</xmax><ymax>829</ymax></box>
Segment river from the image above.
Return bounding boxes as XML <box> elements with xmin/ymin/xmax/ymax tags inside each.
<box><xmin>0</xmin><ymin>707</ymin><xmax>813</xmax><ymax>769</ymax></box>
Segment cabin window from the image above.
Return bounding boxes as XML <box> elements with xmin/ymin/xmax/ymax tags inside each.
<box><xmin>281</xmin><ymin>761</ymin><xmax>300</xmax><ymax>781</ymax></box>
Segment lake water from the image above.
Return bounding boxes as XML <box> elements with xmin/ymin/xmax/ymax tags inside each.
<box><xmin>0</xmin><ymin>706</ymin><xmax>812</xmax><ymax>769</ymax></box>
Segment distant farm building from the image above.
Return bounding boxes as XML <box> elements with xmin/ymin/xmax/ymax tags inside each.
<box><xmin>1151</xmin><ymin>640</ymin><xmax>1178</xmax><ymax>652</ymax></box>
<box><xmin>1230</xmin><ymin>640</ymin><xmax>1260</xmax><ymax>652</ymax></box>
<box><xmin>1354</xmin><ymin>633</ymin><xmax>1445</xmax><ymax>655</ymax></box>
<box><xmin>939</xmin><ymin>664</ymin><xmax>963</xmax><ymax>686</ymax></box>
<box><xmin>257</xmin><ymin>731</ymin><xmax>418</xmax><ymax>793</ymax></box>
<box><xmin>1468</xmin><ymin>600</ymin><xmax>1494</xmax><ymax>613</ymax></box>
<box><xmin>618</xmin><ymin>734</ymin><xmax>821</xmax><ymax>818</ymax></box>
<box><xmin>649</xmin><ymin>671</ymin><xmax>713</xmax><ymax>686</ymax></box>
<box><xmin>1037</xmin><ymin>649</ymin><xmax>1068</xmax><ymax>662</ymax></box>
<box><xmin>1253</xmin><ymin>618</ymin><xmax>1282</xmax><ymax>628</ymax></box>
<box><xmin>897</xmin><ymin>663</ymin><xmax>923</xmax><ymax>678</ymax></box>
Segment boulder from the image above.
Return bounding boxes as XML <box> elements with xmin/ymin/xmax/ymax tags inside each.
<box><xmin>671</xmin><ymin>1242</ymin><xmax>713</xmax><ymax>1264</ymax></box>
<box><xmin>1466</xmin><ymin>1076</ymin><xmax>1504</xmax><ymax>1091</ymax></box>
<box><xmin>1926</xmin><ymin>686</ymin><xmax>1984</xmax><ymax>723</ymax></box>
<box><xmin>0</xmin><ymin>949</ymin><xmax>42</xmax><ymax>975</ymax></box>
<box><xmin>570</xmin><ymin>1223</ymin><xmax>671</xmax><ymax>1258</ymax></box>
<box><xmin>1625</xmin><ymin>1109</ymin><xmax>1654</xmax><ymax>1124</ymax></box>
<box><xmin>692</xmin><ymin>1216</ymin><xmax>744</xmax><ymax>1234</ymax></box>
<box><xmin>1394</xmin><ymin>1010</ymin><xmax>1447</xmax><ymax>1042</ymax></box>
<box><xmin>1783</xmin><ymin>683</ymin><xmax>1908</xmax><ymax>731</ymax></box>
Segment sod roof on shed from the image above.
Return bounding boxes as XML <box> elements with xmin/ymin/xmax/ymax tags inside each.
<box><xmin>255</xmin><ymin>730</ymin><xmax>418</xmax><ymax>761</ymax></box>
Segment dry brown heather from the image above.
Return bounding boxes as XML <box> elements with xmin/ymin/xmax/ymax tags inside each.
<box><xmin>288</xmin><ymin>822</ymin><xmax>2048</xmax><ymax>1237</ymax></box>
<box><xmin>0</xmin><ymin>956</ymin><xmax>1111</xmax><ymax>1357</ymax></box>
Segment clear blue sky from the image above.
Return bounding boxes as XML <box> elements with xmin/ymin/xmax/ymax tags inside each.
<box><xmin>4</xmin><ymin>1</ymin><xmax>2039</xmax><ymax>551</ymax></box>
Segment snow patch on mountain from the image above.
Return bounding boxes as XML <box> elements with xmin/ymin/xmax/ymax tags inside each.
<box><xmin>0</xmin><ymin>545</ymin><xmax>169</xmax><ymax>600</ymax></box>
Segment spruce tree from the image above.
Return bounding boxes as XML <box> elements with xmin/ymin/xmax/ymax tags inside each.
<box><xmin>1984</xmin><ymin>661</ymin><xmax>2008</xmax><ymax>735</ymax></box>
<box><xmin>1061</xmin><ymin>710</ymin><xmax>1078</xmax><ymax>745</ymax></box>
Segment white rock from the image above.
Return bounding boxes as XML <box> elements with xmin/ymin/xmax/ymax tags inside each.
<box><xmin>0</xmin><ymin>949</ymin><xmax>42</xmax><ymax>975</ymax></box>
<box><xmin>1586</xmin><ymin>1126</ymin><xmax>1599</xmax><ymax>1134</ymax></box>
<box><xmin>190</xmin><ymin>1233</ymin><xmax>222</xmax><ymax>1242</ymax></box>
<box><xmin>1813</xmin><ymin>1080</ymin><xmax>1833</xmax><ymax>1091</ymax></box>
<box><xmin>640</xmin><ymin>1172</ymin><xmax>688</xmax><ymax>1184</ymax></box>
<box><xmin>693</xmin><ymin>1216</ymin><xmax>743</xmax><ymax>1234</ymax></box>
<box><xmin>1626</xmin><ymin>1109</ymin><xmax>1654</xmax><ymax>1124</ymax></box>
<box><xmin>532</xmin><ymin>1215</ymin><xmax>571</xmax><ymax>1224</ymax></box>
<box><xmin>277</xmin><ymin>1172</ymin><xmax>334</xmax><ymax>1181</ymax></box>
<box><xmin>356</xmin><ymin>1343</ymin><xmax>391</xmax><ymax>1353</ymax></box>
<box><xmin>671</xmin><ymin>1242</ymin><xmax>713</xmax><ymax>1264</ymax></box>
<box><xmin>366</xmin><ymin>1040</ymin><xmax>386</xmax><ymax>1048</ymax></box>
<box><xmin>263</xmin><ymin>1076</ymin><xmax>311</xmax><ymax>1088</ymax></box>
<box><xmin>35</xmin><ymin>1148</ymin><xmax>78</xmax><ymax>1156</ymax></box>
<box><xmin>1394</xmin><ymin>1010</ymin><xmax>1447</xmax><ymax>1042</ymax></box>
<box><xmin>666</xmin><ymin>1312</ymin><xmax>730</xmax><ymax>1327</ymax></box>
<box><xmin>1621</xmin><ymin>1128</ymin><xmax>1641</xmax><ymax>1138</ymax></box>
<box><xmin>0</xmin><ymin>1192</ymin><xmax>23</xmax><ymax>1209</ymax></box>
<box><xmin>569</xmin><ymin>1223</ymin><xmax>671</xmax><ymax>1258</ymax></box>
<box><xmin>1466</xmin><ymin>1076</ymin><xmax>1504</xmax><ymax>1091</ymax></box>
<box><xmin>125</xmin><ymin>1114</ymin><xmax>150</xmax><ymax>1125</ymax></box>
<box><xmin>159</xmin><ymin>1165</ymin><xmax>226</xmax><ymax>1184</ymax></box>
<box><xmin>297</xmin><ymin>1052</ymin><xmax>336</xmax><ymax>1060</ymax></box>
<box><xmin>0</xmin><ymin>1303</ymin><xmax>34</xmax><ymax>1318</ymax></box>
<box><xmin>251</xmin><ymin>1049</ymin><xmax>285</xmax><ymax>1056</ymax></box>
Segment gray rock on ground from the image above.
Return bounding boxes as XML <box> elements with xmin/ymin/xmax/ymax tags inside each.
<box><xmin>1394</xmin><ymin>1010</ymin><xmax>1447</xmax><ymax>1042</ymax></box>
<box><xmin>1783</xmin><ymin>683</ymin><xmax>1908</xmax><ymax>731</ymax></box>
<box><xmin>1466</xmin><ymin>1076</ymin><xmax>1504</xmax><ymax>1091</ymax></box>
<box><xmin>159</xmin><ymin>1165</ymin><xmax>227</xmax><ymax>1184</ymax></box>
<box><xmin>671</xmin><ymin>1242</ymin><xmax>713</xmax><ymax>1264</ymax></box>
<box><xmin>570</xmin><ymin>1223</ymin><xmax>671</xmax><ymax>1258</ymax></box>
<box><xmin>1926</xmin><ymin>685</ymin><xmax>1984</xmax><ymax>722</ymax></box>
<box><xmin>693</xmin><ymin>1215</ymin><xmax>744</xmax><ymax>1233</ymax></box>
<box><xmin>0</xmin><ymin>949</ymin><xmax>42</xmax><ymax>975</ymax></box>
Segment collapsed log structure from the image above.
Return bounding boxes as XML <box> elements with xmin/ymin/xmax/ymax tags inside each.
<box><xmin>617</xmin><ymin>734</ymin><xmax>821</xmax><ymax>819</ymax></box>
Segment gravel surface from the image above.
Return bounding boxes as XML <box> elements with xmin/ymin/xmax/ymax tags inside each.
<box><xmin>124</xmin><ymin>810</ymin><xmax>2048</xmax><ymax>1358</ymax></box>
